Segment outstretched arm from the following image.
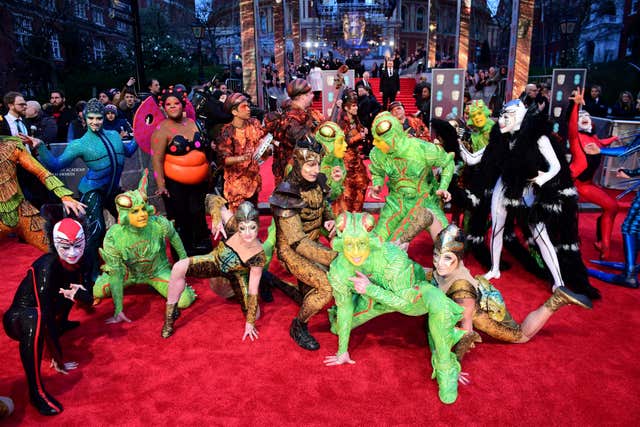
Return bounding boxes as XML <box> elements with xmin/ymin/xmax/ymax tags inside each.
<box><xmin>327</xmin><ymin>263</ymin><xmax>356</xmax><ymax>356</ymax></box>
<box><xmin>34</xmin><ymin>140</ymin><xmax>84</xmax><ymax>172</ymax></box>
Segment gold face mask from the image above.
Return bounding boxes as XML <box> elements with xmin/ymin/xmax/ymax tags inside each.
<box><xmin>343</xmin><ymin>236</ymin><xmax>371</xmax><ymax>266</ymax></box>
<box><xmin>127</xmin><ymin>204</ymin><xmax>149</xmax><ymax>228</ymax></box>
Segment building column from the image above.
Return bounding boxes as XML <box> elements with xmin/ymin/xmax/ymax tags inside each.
<box><xmin>240</xmin><ymin>0</ymin><xmax>258</xmax><ymax>101</ymax></box>
<box><xmin>273</xmin><ymin>0</ymin><xmax>286</xmax><ymax>82</ymax></box>
<box><xmin>505</xmin><ymin>0</ymin><xmax>534</xmax><ymax>101</ymax></box>
<box><xmin>456</xmin><ymin>0</ymin><xmax>471</xmax><ymax>71</ymax></box>
<box><xmin>290</xmin><ymin>0</ymin><xmax>302</xmax><ymax>65</ymax></box>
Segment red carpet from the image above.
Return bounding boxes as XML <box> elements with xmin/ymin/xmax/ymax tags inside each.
<box><xmin>1</xmin><ymin>208</ymin><xmax>639</xmax><ymax>425</ymax></box>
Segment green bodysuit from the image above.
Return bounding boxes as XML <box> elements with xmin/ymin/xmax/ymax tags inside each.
<box><xmin>93</xmin><ymin>171</ymin><xmax>196</xmax><ymax>316</ymax></box>
<box><xmin>370</xmin><ymin>113</ymin><xmax>454</xmax><ymax>241</ymax></box>
<box><xmin>327</xmin><ymin>212</ymin><xmax>465</xmax><ymax>404</ymax></box>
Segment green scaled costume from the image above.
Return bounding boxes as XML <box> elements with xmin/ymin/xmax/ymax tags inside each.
<box><xmin>93</xmin><ymin>170</ymin><xmax>196</xmax><ymax>317</ymax></box>
<box><xmin>327</xmin><ymin>212</ymin><xmax>465</xmax><ymax>404</ymax></box>
<box><xmin>370</xmin><ymin>112</ymin><xmax>454</xmax><ymax>241</ymax></box>
<box><xmin>315</xmin><ymin>122</ymin><xmax>346</xmax><ymax>202</ymax></box>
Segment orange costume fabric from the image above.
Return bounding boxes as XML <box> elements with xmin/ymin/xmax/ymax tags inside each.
<box><xmin>0</xmin><ymin>137</ymin><xmax>74</xmax><ymax>252</ymax></box>
<box><xmin>336</xmin><ymin>111</ymin><xmax>370</xmax><ymax>213</ymax></box>
<box><xmin>405</xmin><ymin>116</ymin><xmax>431</xmax><ymax>140</ymax></box>
<box><xmin>267</xmin><ymin>106</ymin><xmax>324</xmax><ymax>186</ymax></box>
<box><xmin>217</xmin><ymin>118</ymin><xmax>265</xmax><ymax>211</ymax></box>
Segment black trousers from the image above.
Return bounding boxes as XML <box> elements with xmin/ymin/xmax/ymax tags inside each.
<box><xmin>163</xmin><ymin>177</ymin><xmax>212</xmax><ymax>256</ymax></box>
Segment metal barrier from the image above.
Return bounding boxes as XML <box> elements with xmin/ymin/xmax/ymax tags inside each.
<box><xmin>592</xmin><ymin>118</ymin><xmax>640</xmax><ymax>189</ymax></box>
<box><xmin>48</xmin><ymin>141</ymin><xmax>164</xmax><ymax>211</ymax></box>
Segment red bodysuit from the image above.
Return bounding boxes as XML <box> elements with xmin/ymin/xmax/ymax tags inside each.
<box><xmin>567</xmin><ymin>102</ymin><xmax>619</xmax><ymax>259</ymax></box>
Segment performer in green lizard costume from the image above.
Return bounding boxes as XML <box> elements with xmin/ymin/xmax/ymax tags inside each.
<box><xmin>324</xmin><ymin>211</ymin><xmax>465</xmax><ymax>404</ymax></box>
<box><xmin>369</xmin><ymin>112</ymin><xmax>454</xmax><ymax>244</ymax></box>
<box><xmin>315</xmin><ymin>121</ymin><xmax>347</xmax><ymax>212</ymax></box>
<box><xmin>93</xmin><ymin>170</ymin><xmax>195</xmax><ymax>323</ymax></box>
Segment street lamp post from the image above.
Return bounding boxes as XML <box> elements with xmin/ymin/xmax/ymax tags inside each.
<box><xmin>192</xmin><ymin>22</ymin><xmax>206</xmax><ymax>83</ymax></box>
<box><xmin>559</xmin><ymin>18</ymin><xmax>576</xmax><ymax>67</ymax></box>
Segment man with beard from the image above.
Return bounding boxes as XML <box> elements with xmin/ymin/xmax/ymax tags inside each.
<box><xmin>45</xmin><ymin>90</ymin><xmax>75</xmax><ymax>143</ymax></box>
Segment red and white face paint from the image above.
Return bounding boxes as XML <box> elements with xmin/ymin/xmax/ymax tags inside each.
<box><xmin>53</xmin><ymin>219</ymin><xmax>85</xmax><ymax>264</ymax></box>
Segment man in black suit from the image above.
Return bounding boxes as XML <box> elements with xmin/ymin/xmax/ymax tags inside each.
<box><xmin>584</xmin><ymin>85</ymin><xmax>608</xmax><ymax>118</ymax></box>
<box><xmin>356</xmin><ymin>84</ymin><xmax>382</xmax><ymax>155</ymax></box>
<box><xmin>379</xmin><ymin>59</ymin><xmax>400</xmax><ymax>110</ymax></box>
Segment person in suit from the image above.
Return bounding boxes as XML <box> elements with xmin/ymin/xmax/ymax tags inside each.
<box><xmin>0</xmin><ymin>92</ymin><xmax>28</xmax><ymax>137</ymax></box>
<box><xmin>379</xmin><ymin>59</ymin><xmax>400</xmax><ymax>110</ymax></box>
<box><xmin>356</xmin><ymin>71</ymin><xmax>373</xmax><ymax>92</ymax></box>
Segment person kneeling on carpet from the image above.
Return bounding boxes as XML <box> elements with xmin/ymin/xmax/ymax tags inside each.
<box><xmin>3</xmin><ymin>206</ymin><xmax>92</xmax><ymax>415</ymax></box>
<box><xmin>162</xmin><ymin>198</ymin><xmax>265</xmax><ymax>341</ymax></box>
<box><xmin>431</xmin><ymin>224</ymin><xmax>593</xmax><ymax>360</ymax></box>
<box><xmin>93</xmin><ymin>169</ymin><xmax>196</xmax><ymax>323</ymax></box>
<box><xmin>324</xmin><ymin>212</ymin><xmax>465</xmax><ymax>404</ymax></box>
<box><xmin>269</xmin><ymin>138</ymin><xmax>338</xmax><ymax>351</ymax></box>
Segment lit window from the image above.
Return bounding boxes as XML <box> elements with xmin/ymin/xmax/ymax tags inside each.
<box><xmin>94</xmin><ymin>9</ymin><xmax>104</xmax><ymax>26</ymax></box>
<box><xmin>14</xmin><ymin>14</ymin><xmax>33</xmax><ymax>45</ymax></box>
<box><xmin>75</xmin><ymin>0</ymin><xmax>88</xmax><ymax>19</ymax></box>
<box><xmin>51</xmin><ymin>33</ymin><xmax>62</xmax><ymax>60</ymax></box>
<box><xmin>94</xmin><ymin>39</ymin><xmax>106</xmax><ymax>61</ymax></box>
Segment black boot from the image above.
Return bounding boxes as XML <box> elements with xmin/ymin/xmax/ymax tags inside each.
<box><xmin>259</xmin><ymin>271</ymin><xmax>275</xmax><ymax>303</ymax></box>
<box><xmin>289</xmin><ymin>318</ymin><xmax>319</xmax><ymax>351</ymax></box>
<box><xmin>30</xmin><ymin>391</ymin><xmax>63</xmax><ymax>416</ymax></box>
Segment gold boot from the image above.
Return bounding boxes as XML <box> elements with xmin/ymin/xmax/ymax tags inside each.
<box><xmin>161</xmin><ymin>303</ymin><xmax>179</xmax><ymax>339</ymax></box>
<box><xmin>544</xmin><ymin>286</ymin><xmax>593</xmax><ymax>312</ymax></box>
<box><xmin>395</xmin><ymin>206</ymin><xmax>434</xmax><ymax>244</ymax></box>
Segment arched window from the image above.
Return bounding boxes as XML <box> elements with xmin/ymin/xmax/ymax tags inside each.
<box><xmin>416</xmin><ymin>7</ymin><xmax>425</xmax><ymax>31</ymax></box>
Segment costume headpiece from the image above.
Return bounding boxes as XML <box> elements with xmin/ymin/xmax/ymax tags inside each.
<box><xmin>434</xmin><ymin>224</ymin><xmax>465</xmax><ymax>259</ymax></box>
<box><xmin>287</xmin><ymin>78</ymin><xmax>312</xmax><ymax>99</ymax></box>
<box><xmin>372</xmin><ymin>112</ymin><xmax>404</xmax><ymax>153</ymax></box>
<box><xmin>84</xmin><ymin>98</ymin><xmax>105</xmax><ymax>117</ymax></box>
<box><xmin>223</xmin><ymin>92</ymin><xmax>249</xmax><ymax>114</ymax></box>
<box><xmin>234</xmin><ymin>201</ymin><xmax>259</xmax><ymax>224</ymax></box>
<box><xmin>315</xmin><ymin>121</ymin><xmax>344</xmax><ymax>155</ymax></box>
<box><xmin>331</xmin><ymin>211</ymin><xmax>382</xmax><ymax>252</ymax></box>
<box><xmin>337</xmin><ymin>64</ymin><xmax>349</xmax><ymax>74</ymax></box>
<box><xmin>41</xmin><ymin>204</ymin><xmax>86</xmax><ymax>255</ymax></box>
<box><xmin>389</xmin><ymin>101</ymin><xmax>404</xmax><ymax>111</ymax></box>
<box><xmin>159</xmin><ymin>85</ymin><xmax>188</xmax><ymax>108</ymax></box>
<box><xmin>292</xmin><ymin>136</ymin><xmax>324</xmax><ymax>165</ymax></box>
<box><xmin>498</xmin><ymin>99</ymin><xmax>527</xmax><ymax>133</ymax></box>
<box><xmin>114</xmin><ymin>169</ymin><xmax>155</xmax><ymax>225</ymax></box>
<box><xmin>466</xmin><ymin>100</ymin><xmax>491</xmax><ymax>126</ymax></box>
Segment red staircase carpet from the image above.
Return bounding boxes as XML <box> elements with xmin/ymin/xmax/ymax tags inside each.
<box><xmin>1</xmin><ymin>204</ymin><xmax>639</xmax><ymax>424</ymax></box>
<box><xmin>311</xmin><ymin>77</ymin><xmax>418</xmax><ymax>115</ymax></box>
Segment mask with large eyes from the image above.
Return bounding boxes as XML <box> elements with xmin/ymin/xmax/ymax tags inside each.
<box><xmin>498</xmin><ymin>100</ymin><xmax>526</xmax><ymax>134</ymax></box>
<box><xmin>53</xmin><ymin>218</ymin><xmax>85</xmax><ymax>264</ymax></box>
